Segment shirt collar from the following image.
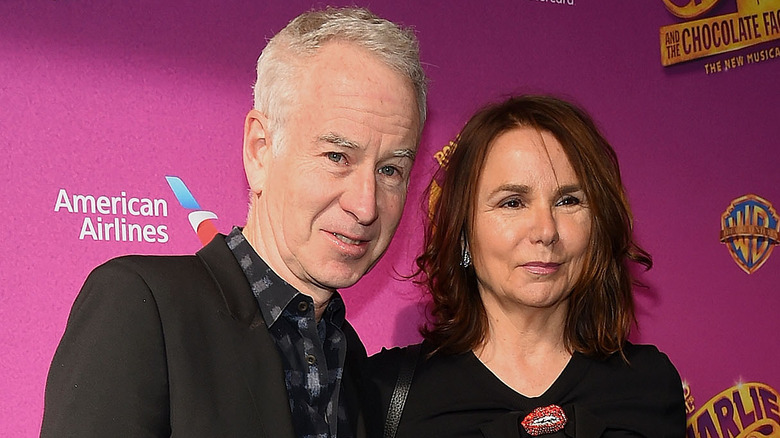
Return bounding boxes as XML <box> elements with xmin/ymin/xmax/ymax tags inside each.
<box><xmin>225</xmin><ymin>226</ymin><xmax>346</xmax><ymax>327</ymax></box>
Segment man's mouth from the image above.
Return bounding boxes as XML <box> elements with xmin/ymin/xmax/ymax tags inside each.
<box><xmin>332</xmin><ymin>232</ymin><xmax>365</xmax><ymax>246</ymax></box>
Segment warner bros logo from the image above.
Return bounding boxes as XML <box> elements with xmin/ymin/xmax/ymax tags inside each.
<box><xmin>720</xmin><ymin>194</ymin><xmax>779</xmax><ymax>274</ymax></box>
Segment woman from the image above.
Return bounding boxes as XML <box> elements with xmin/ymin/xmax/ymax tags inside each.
<box><xmin>364</xmin><ymin>95</ymin><xmax>685</xmax><ymax>437</ymax></box>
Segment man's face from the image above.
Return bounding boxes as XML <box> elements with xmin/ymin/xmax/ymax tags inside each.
<box><xmin>245</xmin><ymin>41</ymin><xmax>420</xmax><ymax>299</ymax></box>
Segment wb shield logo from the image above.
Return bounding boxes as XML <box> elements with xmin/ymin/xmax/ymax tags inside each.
<box><xmin>720</xmin><ymin>194</ymin><xmax>779</xmax><ymax>274</ymax></box>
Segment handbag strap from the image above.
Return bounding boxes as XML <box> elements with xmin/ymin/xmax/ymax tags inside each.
<box><xmin>383</xmin><ymin>343</ymin><xmax>422</xmax><ymax>438</ymax></box>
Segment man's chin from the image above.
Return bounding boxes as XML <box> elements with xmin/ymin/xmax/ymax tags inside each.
<box><xmin>311</xmin><ymin>264</ymin><xmax>370</xmax><ymax>290</ymax></box>
<box><xmin>321</xmin><ymin>275</ymin><xmax>364</xmax><ymax>290</ymax></box>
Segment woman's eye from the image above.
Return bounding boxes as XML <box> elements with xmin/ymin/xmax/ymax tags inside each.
<box><xmin>501</xmin><ymin>199</ymin><xmax>522</xmax><ymax>208</ymax></box>
<box><xmin>327</xmin><ymin>152</ymin><xmax>346</xmax><ymax>164</ymax></box>
<box><xmin>557</xmin><ymin>195</ymin><xmax>581</xmax><ymax>206</ymax></box>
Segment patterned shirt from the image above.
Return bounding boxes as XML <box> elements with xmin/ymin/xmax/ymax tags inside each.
<box><xmin>226</xmin><ymin>227</ymin><xmax>351</xmax><ymax>438</ymax></box>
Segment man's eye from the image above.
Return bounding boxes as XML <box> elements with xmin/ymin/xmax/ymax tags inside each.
<box><xmin>327</xmin><ymin>152</ymin><xmax>346</xmax><ymax>164</ymax></box>
<box><xmin>378</xmin><ymin>165</ymin><xmax>399</xmax><ymax>177</ymax></box>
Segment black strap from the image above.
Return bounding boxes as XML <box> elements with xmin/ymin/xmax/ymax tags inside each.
<box><xmin>383</xmin><ymin>343</ymin><xmax>422</xmax><ymax>438</ymax></box>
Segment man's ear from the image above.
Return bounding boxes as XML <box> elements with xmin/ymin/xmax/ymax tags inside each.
<box><xmin>243</xmin><ymin>109</ymin><xmax>273</xmax><ymax>195</ymax></box>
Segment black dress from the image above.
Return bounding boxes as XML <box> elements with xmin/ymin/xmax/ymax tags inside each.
<box><xmin>363</xmin><ymin>342</ymin><xmax>686</xmax><ymax>438</ymax></box>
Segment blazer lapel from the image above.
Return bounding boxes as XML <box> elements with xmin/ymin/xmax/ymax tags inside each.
<box><xmin>197</xmin><ymin>235</ymin><xmax>296</xmax><ymax>438</ymax></box>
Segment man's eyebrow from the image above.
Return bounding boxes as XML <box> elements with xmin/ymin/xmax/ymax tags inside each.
<box><xmin>393</xmin><ymin>149</ymin><xmax>416</xmax><ymax>161</ymax></box>
<box><xmin>319</xmin><ymin>132</ymin><xmax>361</xmax><ymax>149</ymax></box>
<box><xmin>320</xmin><ymin>132</ymin><xmax>416</xmax><ymax>161</ymax></box>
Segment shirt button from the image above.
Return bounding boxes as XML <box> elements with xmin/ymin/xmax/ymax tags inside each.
<box><xmin>298</xmin><ymin>301</ymin><xmax>309</xmax><ymax>313</ymax></box>
<box><xmin>306</xmin><ymin>354</ymin><xmax>317</xmax><ymax>365</ymax></box>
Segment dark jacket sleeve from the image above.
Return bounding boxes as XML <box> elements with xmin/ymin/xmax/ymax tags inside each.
<box><xmin>40</xmin><ymin>259</ymin><xmax>171</xmax><ymax>437</ymax></box>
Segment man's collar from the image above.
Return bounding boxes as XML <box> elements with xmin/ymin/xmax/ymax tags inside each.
<box><xmin>225</xmin><ymin>226</ymin><xmax>345</xmax><ymax>327</ymax></box>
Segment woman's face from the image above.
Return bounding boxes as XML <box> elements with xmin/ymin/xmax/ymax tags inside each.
<box><xmin>470</xmin><ymin>127</ymin><xmax>591</xmax><ymax>313</ymax></box>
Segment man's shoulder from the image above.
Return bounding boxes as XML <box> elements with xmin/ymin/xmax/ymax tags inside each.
<box><xmin>100</xmin><ymin>252</ymin><xmax>202</xmax><ymax>275</ymax></box>
<box><xmin>78</xmin><ymin>236</ymin><xmax>240</xmax><ymax>310</ymax></box>
<box><xmin>70</xmin><ymin>235</ymin><xmax>253</xmax><ymax>326</ymax></box>
<box><xmin>85</xmin><ymin>254</ymin><xmax>208</xmax><ymax>293</ymax></box>
<box><xmin>89</xmin><ymin>234</ymin><xmax>233</xmax><ymax>284</ymax></box>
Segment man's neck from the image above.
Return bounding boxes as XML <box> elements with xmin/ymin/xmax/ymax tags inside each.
<box><xmin>241</xmin><ymin>223</ymin><xmax>334</xmax><ymax>322</ymax></box>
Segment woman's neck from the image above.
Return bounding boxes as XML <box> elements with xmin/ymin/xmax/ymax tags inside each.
<box><xmin>474</xmin><ymin>296</ymin><xmax>572</xmax><ymax>398</ymax></box>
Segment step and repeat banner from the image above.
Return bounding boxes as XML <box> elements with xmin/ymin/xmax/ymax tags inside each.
<box><xmin>2</xmin><ymin>0</ymin><xmax>778</xmax><ymax>436</ymax></box>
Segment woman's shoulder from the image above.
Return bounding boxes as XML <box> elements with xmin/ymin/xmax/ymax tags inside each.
<box><xmin>572</xmin><ymin>343</ymin><xmax>686</xmax><ymax>435</ymax></box>
<box><xmin>621</xmin><ymin>342</ymin><xmax>679</xmax><ymax>375</ymax></box>
<box><xmin>590</xmin><ymin>342</ymin><xmax>676</xmax><ymax>371</ymax></box>
<box><xmin>368</xmin><ymin>341</ymin><xmax>417</xmax><ymax>361</ymax></box>
<box><xmin>367</xmin><ymin>341</ymin><xmax>470</xmax><ymax>369</ymax></box>
<box><xmin>622</xmin><ymin>342</ymin><xmax>667</xmax><ymax>358</ymax></box>
<box><xmin>366</xmin><ymin>343</ymin><xmax>422</xmax><ymax>381</ymax></box>
<box><xmin>368</xmin><ymin>344</ymin><xmax>415</xmax><ymax>364</ymax></box>
<box><xmin>365</xmin><ymin>341</ymin><xmax>476</xmax><ymax>388</ymax></box>
<box><xmin>362</xmin><ymin>342</ymin><xmax>430</xmax><ymax>437</ymax></box>
<box><xmin>584</xmin><ymin>342</ymin><xmax>683</xmax><ymax>394</ymax></box>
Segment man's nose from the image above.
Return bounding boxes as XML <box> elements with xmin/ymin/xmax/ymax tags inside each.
<box><xmin>341</xmin><ymin>167</ymin><xmax>379</xmax><ymax>226</ymax></box>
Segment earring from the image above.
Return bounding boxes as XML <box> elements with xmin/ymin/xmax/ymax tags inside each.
<box><xmin>461</xmin><ymin>248</ymin><xmax>471</xmax><ymax>268</ymax></box>
<box><xmin>460</xmin><ymin>235</ymin><xmax>471</xmax><ymax>268</ymax></box>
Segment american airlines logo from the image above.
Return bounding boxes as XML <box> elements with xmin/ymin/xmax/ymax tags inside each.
<box><xmin>165</xmin><ymin>176</ymin><xmax>219</xmax><ymax>246</ymax></box>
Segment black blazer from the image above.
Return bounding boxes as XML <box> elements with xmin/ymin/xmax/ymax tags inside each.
<box><xmin>41</xmin><ymin>235</ymin><xmax>367</xmax><ymax>438</ymax></box>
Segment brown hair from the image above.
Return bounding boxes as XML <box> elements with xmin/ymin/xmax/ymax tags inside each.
<box><xmin>418</xmin><ymin>95</ymin><xmax>651</xmax><ymax>359</ymax></box>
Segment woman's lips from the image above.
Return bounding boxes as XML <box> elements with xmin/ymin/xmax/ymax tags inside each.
<box><xmin>521</xmin><ymin>262</ymin><xmax>561</xmax><ymax>275</ymax></box>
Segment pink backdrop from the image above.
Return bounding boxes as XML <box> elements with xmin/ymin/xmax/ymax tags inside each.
<box><xmin>2</xmin><ymin>1</ymin><xmax>778</xmax><ymax>436</ymax></box>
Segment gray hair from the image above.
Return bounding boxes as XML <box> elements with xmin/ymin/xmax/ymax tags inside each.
<box><xmin>253</xmin><ymin>7</ymin><xmax>427</xmax><ymax>148</ymax></box>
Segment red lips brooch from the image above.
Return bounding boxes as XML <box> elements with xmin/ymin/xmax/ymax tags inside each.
<box><xmin>520</xmin><ymin>404</ymin><xmax>567</xmax><ymax>436</ymax></box>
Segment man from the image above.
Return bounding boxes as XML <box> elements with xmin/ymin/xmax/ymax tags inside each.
<box><xmin>40</xmin><ymin>7</ymin><xmax>426</xmax><ymax>437</ymax></box>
